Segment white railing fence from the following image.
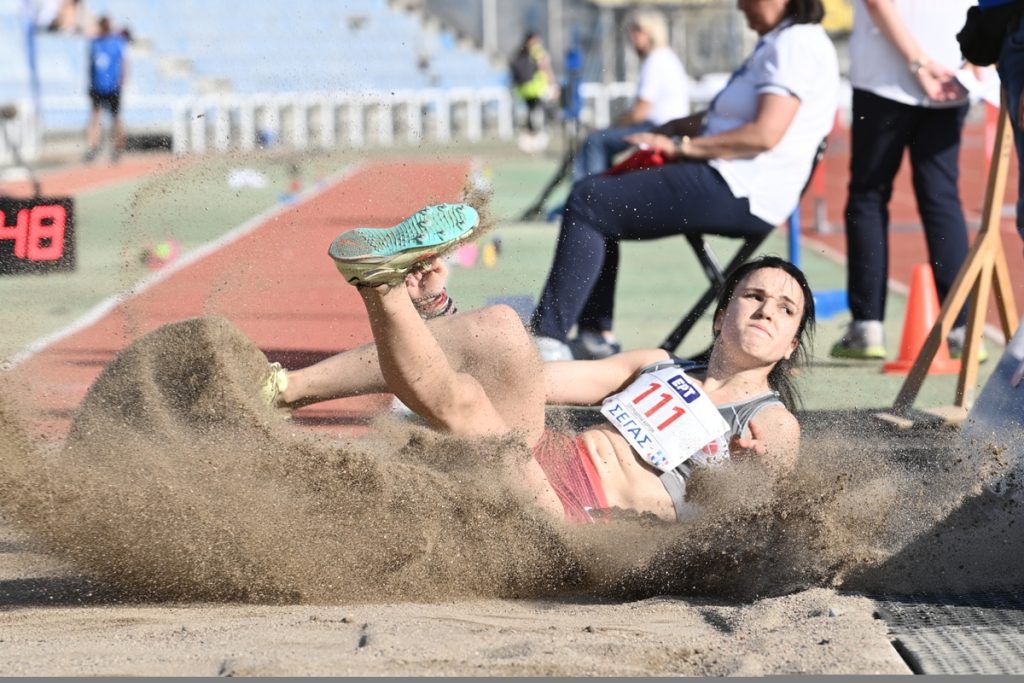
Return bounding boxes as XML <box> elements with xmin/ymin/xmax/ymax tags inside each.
<box><xmin>170</xmin><ymin>82</ymin><xmax>640</xmax><ymax>154</ymax></box>
<box><xmin>5</xmin><ymin>80</ymin><xmax>722</xmax><ymax>161</ymax></box>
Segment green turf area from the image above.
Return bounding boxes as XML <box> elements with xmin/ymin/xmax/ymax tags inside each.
<box><xmin>0</xmin><ymin>152</ymin><xmax>347</xmax><ymax>361</ymax></box>
<box><xmin>0</xmin><ymin>142</ymin><xmax>1001</xmax><ymax>414</ymax></box>
<box><xmin>459</xmin><ymin>142</ymin><xmax>1001</xmax><ymax>414</ymax></box>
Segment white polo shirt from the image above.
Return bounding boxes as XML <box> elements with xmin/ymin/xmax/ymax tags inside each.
<box><xmin>707</xmin><ymin>21</ymin><xmax>840</xmax><ymax>226</ymax></box>
<box><xmin>636</xmin><ymin>46</ymin><xmax>691</xmax><ymax>125</ymax></box>
<box><xmin>849</xmin><ymin>0</ymin><xmax>974</xmax><ymax>107</ymax></box>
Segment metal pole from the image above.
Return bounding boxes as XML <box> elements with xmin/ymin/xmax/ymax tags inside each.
<box><xmin>482</xmin><ymin>0</ymin><xmax>498</xmax><ymax>56</ymax></box>
<box><xmin>548</xmin><ymin>0</ymin><xmax>563</xmax><ymax>78</ymax></box>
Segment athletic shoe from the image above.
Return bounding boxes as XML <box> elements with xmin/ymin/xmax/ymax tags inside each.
<box><xmin>830</xmin><ymin>320</ymin><xmax>886</xmax><ymax>360</ymax></box>
<box><xmin>570</xmin><ymin>330</ymin><xmax>622</xmax><ymax>360</ymax></box>
<box><xmin>388</xmin><ymin>395</ymin><xmax>430</xmax><ymax>425</ymax></box>
<box><xmin>535</xmin><ymin>336</ymin><xmax>575</xmax><ymax>362</ymax></box>
<box><xmin>328</xmin><ymin>204</ymin><xmax>479</xmax><ymax>287</ymax></box>
<box><xmin>260</xmin><ymin>361</ymin><xmax>289</xmax><ymax>407</ymax></box>
<box><xmin>947</xmin><ymin>325</ymin><xmax>989</xmax><ymax>363</ymax></box>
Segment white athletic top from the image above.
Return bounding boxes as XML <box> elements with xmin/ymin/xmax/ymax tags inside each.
<box><xmin>849</xmin><ymin>0</ymin><xmax>973</xmax><ymax>107</ymax></box>
<box><xmin>636</xmin><ymin>46</ymin><xmax>691</xmax><ymax>125</ymax></box>
<box><xmin>707</xmin><ymin>20</ymin><xmax>839</xmax><ymax>226</ymax></box>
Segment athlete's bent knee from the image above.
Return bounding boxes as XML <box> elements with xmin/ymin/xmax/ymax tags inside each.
<box><xmin>475</xmin><ymin>304</ymin><xmax>528</xmax><ymax>335</ymax></box>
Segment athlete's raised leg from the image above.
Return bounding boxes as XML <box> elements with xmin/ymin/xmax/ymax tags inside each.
<box><xmin>269</xmin><ymin>204</ymin><xmax>547</xmax><ymax>445</ymax></box>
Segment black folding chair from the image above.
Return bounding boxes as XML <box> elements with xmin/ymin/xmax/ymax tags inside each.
<box><xmin>658</xmin><ymin>137</ymin><xmax>829</xmax><ymax>353</ymax></box>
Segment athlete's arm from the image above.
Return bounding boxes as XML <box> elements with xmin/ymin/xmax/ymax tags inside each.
<box><xmin>543</xmin><ymin>348</ymin><xmax>670</xmax><ymax>405</ymax></box>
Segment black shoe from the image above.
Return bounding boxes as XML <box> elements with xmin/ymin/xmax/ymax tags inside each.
<box><xmin>570</xmin><ymin>330</ymin><xmax>622</xmax><ymax>360</ymax></box>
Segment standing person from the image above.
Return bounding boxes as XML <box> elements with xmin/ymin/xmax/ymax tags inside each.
<box><xmin>510</xmin><ymin>32</ymin><xmax>559</xmax><ymax>154</ymax></box>
<box><xmin>528</xmin><ymin>0</ymin><xmax>838</xmax><ymax>362</ymax></box>
<box><xmin>84</xmin><ymin>15</ymin><xmax>128</xmax><ymax>163</ymax></box>
<box><xmin>830</xmin><ymin>0</ymin><xmax>977</xmax><ymax>361</ymax></box>
<box><xmin>573</xmin><ymin>8</ymin><xmax>690</xmax><ymax>181</ymax></box>
<box><xmin>263</xmin><ymin>204</ymin><xmax>814</xmax><ymax>524</ymax></box>
<box><xmin>958</xmin><ymin>0</ymin><xmax>1024</xmax><ymax>257</ymax></box>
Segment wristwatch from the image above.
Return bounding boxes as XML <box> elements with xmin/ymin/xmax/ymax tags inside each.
<box><xmin>675</xmin><ymin>135</ymin><xmax>691</xmax><ymax>158</ymax></box>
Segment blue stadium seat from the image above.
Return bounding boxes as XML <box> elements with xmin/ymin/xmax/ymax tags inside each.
<box><xmin>0</xmin><ymin>0</ymin><xmax>506</xmax><ymax>133</ymax></box>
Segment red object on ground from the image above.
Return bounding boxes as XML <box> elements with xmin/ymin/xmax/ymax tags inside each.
<box><xmin>605</xmin><ymin>148</ymin><xmax>666</xmax><ymax>176</ymax></box>
<box><xmin>883</xmin><ymin>263</ymin><xmax>962</xmax><ymax>375</ymax></box>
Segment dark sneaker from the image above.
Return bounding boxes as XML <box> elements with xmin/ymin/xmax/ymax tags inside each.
<box><xmin>328</xmin><ymin>203</ymin><xmax>479</xmax><ymax>286</ymax></box>
<box><xmin>570</xmin><ymin>330</ymin><xmax>622</xmax><ymax>360</ymax></box>
<box><xmin>947</xmin><ymin>325</ymin><xmax>989</xmax><ymax>363</ymax></box>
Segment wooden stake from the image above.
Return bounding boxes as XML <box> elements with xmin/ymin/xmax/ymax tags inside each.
<box><xmin>885</xmin><ymin>92</ymin><xmax>1019</xmax><ymax>418</ymax></box>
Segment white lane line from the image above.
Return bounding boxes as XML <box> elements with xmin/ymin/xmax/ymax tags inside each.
<box><xmin>4</xmin><ymin>163</ymin><xmax>363</xmax><ymax>371</ymax></box>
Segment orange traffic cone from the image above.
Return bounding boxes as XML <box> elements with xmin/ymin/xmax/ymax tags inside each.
<box><xmin>883</xmin><ymin>263</ymin><xmax>961</xmax><ymax>375</ymax></box>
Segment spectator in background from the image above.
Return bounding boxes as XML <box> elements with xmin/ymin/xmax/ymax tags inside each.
<box><xmin>573</xmin><ymin>8</ymin><xmax>690</xmax><ymax>181</ymax></box>
<box><xmin>830</xmin><ymin>0</ymin><xmax>977</xmax><ymax>361</ymax></box>
<box><xmin>510</xmin><ymin>32</ymin><xmax>559</xmax><ymax>154</ymax></box>
<box><xmin>962</xmin><ymin>1</ymin><xmax>1024</xmax><ymax>255</ymax></box>
<box><xmin>84</xmin><ymin>15</ymin><xmax>128</xmax><ymax>163</ymax></box>
<box><xmin>530</xmin><ymin>0</ymin><xmax>838</xmax><ymax>362</ymax></box>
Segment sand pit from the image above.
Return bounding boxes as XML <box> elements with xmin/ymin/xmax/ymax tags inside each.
<box><xmin>0</xmin><ymin>316</ymin><xmax>1022</xmax><ymax>674</ymax></box>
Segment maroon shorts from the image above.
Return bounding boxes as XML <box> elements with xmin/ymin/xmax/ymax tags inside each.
<box><xmin>531</xmin><ymin>429</ymin><xmax>608</xmax><ymax>524</ymax></box>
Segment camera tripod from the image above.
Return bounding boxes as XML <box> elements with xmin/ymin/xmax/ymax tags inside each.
<box><xmin>518</xmin><ymin>115</ymin><xmax>586</xmax><ymax>221</ymax></box>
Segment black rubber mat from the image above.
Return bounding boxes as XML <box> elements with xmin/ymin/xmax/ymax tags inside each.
<box><xmin>873</xmin><ymin>592</ymin><xmax>1024</xmax><ymax>674</ymax></box>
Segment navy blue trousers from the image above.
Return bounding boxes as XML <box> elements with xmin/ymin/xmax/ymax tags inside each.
<box><xmin>572</xmin><ymin>122</ymin><xmax>655</xmax><ymax>181</ymax></box>
<box><xmin>531</xmin><ymin>160</ymin><xmax>772</xmax><ymax>342</ymax></box>
<box><xmin>844</xmin><ymin>89</ymin><xmax>970</xmax><ymax>326</ymax></box>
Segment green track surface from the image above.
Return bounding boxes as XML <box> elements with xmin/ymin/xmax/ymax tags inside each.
<box><xmin>0</xmin><ymin>144</ymin><xmax>1000</xmax><ymax>413</ymax></box>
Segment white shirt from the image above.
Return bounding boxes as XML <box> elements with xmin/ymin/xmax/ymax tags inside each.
<box><xmin>636</xmin><ymin>46</ymin><xmax>690</xmax><ymax>125</ymax></box>
<box><xmin>707</xmin><ymin>21</ymin><xmax>840</xmax><ymax>226</ymax></box>
<box><xmin>849</xmin><ymin>0</ymin><xmax>974</xmax><ymax>107</ymax></box>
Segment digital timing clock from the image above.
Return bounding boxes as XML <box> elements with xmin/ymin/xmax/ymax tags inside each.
<box><xmin>0</xmin><ymin>197</ymin><xmax>75</xmax><ymax>274</ymax></box>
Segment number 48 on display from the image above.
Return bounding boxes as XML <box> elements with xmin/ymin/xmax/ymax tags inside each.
<box><xmin>0</xmin><ymin>198</ymin><xmax>75</xmax><ymax>274</ymax></box>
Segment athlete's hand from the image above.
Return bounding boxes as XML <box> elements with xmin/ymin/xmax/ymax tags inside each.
<box><xmin>729</xmin><ymin>419</ymin><xmax>769</xmax><ymax>458</ymax></box>
<box><xmin>405</xmin><ymin>256</ymin><xmax>450</xmax><ymax>302</ymax></box>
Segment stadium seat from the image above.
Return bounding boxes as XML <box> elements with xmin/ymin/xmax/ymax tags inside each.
<box><xmin>0</xmin><ymin>0</ymin><xmax>506</xmax><ymax>132</ymax></box>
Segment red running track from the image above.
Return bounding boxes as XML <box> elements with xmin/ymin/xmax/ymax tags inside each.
<box><xmin>7</xmin><ymin>159</ymin><xmax>473</xmax><ymax>440</ymax></box>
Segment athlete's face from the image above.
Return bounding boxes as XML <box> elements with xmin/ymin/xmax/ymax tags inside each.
<box><xmin>713</xmin><ymin>267</ymin><xmax>804</xmax><ymax>365</ymax></box>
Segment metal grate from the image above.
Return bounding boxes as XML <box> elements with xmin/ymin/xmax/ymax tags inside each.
<box><xmin>873</xmin><ymin>592</ymin><xmax>1024</xmax><ymax>675</ymax></box>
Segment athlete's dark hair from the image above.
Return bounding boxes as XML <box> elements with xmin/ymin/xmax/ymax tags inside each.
<box><xmin>711</xmin><ymin>255</ymin><xmax>815</xmax><ymax>410</ymax></box>
<box><xmin>786</xmin><ymin>0</ymin><xmax>826</xmax><ymax>24</ymax></box>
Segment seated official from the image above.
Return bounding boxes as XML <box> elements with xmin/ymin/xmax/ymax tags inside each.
<box><xmin>530</xmin><ymin>0</ymin><xmax>838</xmax><ymax>362</ymax></box>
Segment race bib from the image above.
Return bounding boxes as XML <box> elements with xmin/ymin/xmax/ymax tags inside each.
<box><xmin>600</xmin><ymin>368</ymin><xmax>731</xmax><ymax>472</ymax></box>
